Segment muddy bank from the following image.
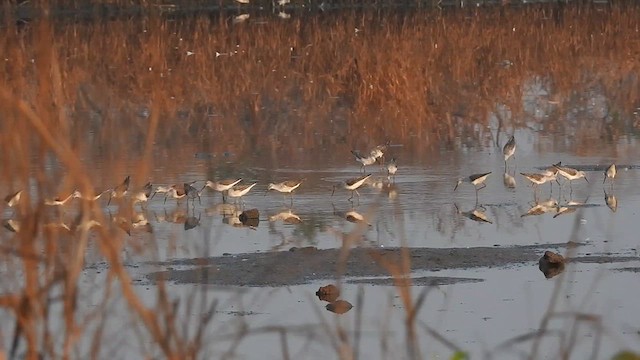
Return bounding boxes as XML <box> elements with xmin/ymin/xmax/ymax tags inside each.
<box><xmin>145</xmin><ymin>242</ymin><xmax>640</xmax><ymax>287</ymax></box>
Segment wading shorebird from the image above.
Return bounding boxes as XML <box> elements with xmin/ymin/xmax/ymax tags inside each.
<box><xmin>520</xmin><ymin>172</ymin><xmax>557</xmax><ymax>191</ymax></box>
<box><xmin>164</xmin><ymin>184</ymin><xmax>187</xmax><ymax>204</ymax></box>
<box><xmin>553</xmin><ymin>164</ymin><xmax>588</xmax><ymax>187</ymax></box>
<box><xmin>184</xmin><ymin>182</ymin><xmax>201</xmax><ymax>205</ymax></box>
<box><xmin>266</xmin><ymin>179</ymin><xmax>304</xmax><ymax>204</ymax></box>
<box><xmin>454</xmin><ymin>172</ymin><xmax>492</xmax><ymax>197</ymax></box>
<box><xmin>200</xmin><ymin>178</ymin><xmax>243</xmax><ymax>200</ymax></box>
<box><xmin>369</xmin><ymin>141</ymin><xmax>390</xmax><ymax>163</ymax></box>
<box><xmin>351</xmin><ymin>150</ymin><xmax>377</xmax><ymax>172</ymax></box>
<box><xmin>132</xmin><ymin>182</ymin><xmax>154</xmax><ymax>207</ymax></box>
<box><xmin>227</xmin><ymin>183</ymin><xmax>258</xmax><ymax>204</ymax></box>
<box><xmin>503</xmin><ymin>135</ymin><xmax>516</xmax><ymax>167</ymax></box>
<box><xmin>387</xmin><ymin>158</ymin><xmax>397</xmax><ymax>181</ymax></box>
<box><xmin>603</xmin><ymin>164</ymin><xmax>616</xmax><ymax>185</ymax></box>
<box><xmin>107</xmin><ymin>175</ymin><xmax>131</xmax><ymax>205</ymax></box>
<box><xmin>332</xmin><ymin>173</ymin><xmax>372</xmax><ymax>201</ymax></box>
<box><xmin>75</xmin><ymin>189</ymin><xmax>109</xmax><ymax>201</ymax></box>
<box><xmin>4</xmin><ymin>190</ymin><xmax>23</xmax><ymax>207</ymax></box>
<box><xmin>44</xmin><ymin>191</ymin><xmax>78</xmax><ymax>206</ymax></box>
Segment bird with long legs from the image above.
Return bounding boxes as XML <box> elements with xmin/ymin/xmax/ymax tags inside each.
<box><xmin>521</xmin><ymin>172</ymin><xmax>557</xmax><ymax>200</ymax></box>
<box><xmin>503</xmin><ymin>135</ymin><xmax>516</xmax><ymax>169</ymax></box>
<box><xmin>107</xmin><ymin>175</ymin><xmax>131</xmax><ymax>205</ymax></box>
<box><xmin>454</xmin><ymin>172</ymin><xmax>491</xmax><ymax>201</ymax></box>
<box><xmin>131</xmin><ymin>182</ymin><xmax>154</xmax><ymax>208</ymax></box>
<box><xmin>184</xmin><ymin>182</ymin><xmax>201</xmax><ymax>206</ymax></box>
<box><xmin>332</xmin><ymin>174</ymin><xmax>372</xmax><ymax>203</ymax></box>
<box><xmin>44</xmin><ymin>191</ymin><xmax>78</xmax><ymax>206</ymax></box>
<box><xmin>554</xmin><ymin>164</ymin><xmax>588</xmax><ymax>190</ymax></box>
<box><xmin>351</xmin><ymin>150</ymin><xmax>377</xmax><ymax>172</ymax></box>
<box><xmin>266</xmin><ymin>179</ymin><xmax>304</xmax><ymax>205</ymax></box>
<box><xmin>201</xmin><ymin>178</ymin><xmax>242</xmax><ymax>202</ymax></box>
<box><xmin>227</xmin><ymin>183</ymin><xmax>257</xmax><ymax>205</ymax></box>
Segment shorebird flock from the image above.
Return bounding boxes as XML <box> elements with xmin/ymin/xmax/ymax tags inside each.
<box><xmin>453</xmin><ymin>135</ymin><xmax>621</xmax><ymax>219</ymax></box>
<box><xmin>1</xmin><ymin>136</ymin><xmax>622</xmax><ymax>232</ymax></box>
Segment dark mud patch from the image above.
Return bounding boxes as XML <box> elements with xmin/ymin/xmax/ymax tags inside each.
<box><xmin>144</xmin><ymin>241</ymin><xmax>640</xmax><ymax>287</ymax></box>
<box><xmin>611</xmin><ymin>267</ymin><xmax>640</xmax><ymax>273</ymax></box>
<box><xmin>347</xmin><ymin>276</ymin><xmax>483</xmax><ymax>286</ymax></box>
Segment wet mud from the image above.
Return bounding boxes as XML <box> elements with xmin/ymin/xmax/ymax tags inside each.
<box><xmin>146</xmin><ymin>243</ymin><xmax>640</xmax><ymax>286</ymax></box>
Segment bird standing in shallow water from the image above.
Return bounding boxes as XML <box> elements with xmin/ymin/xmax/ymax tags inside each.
<box><xmin>387</xmin><ymin>158</ymin><xmax>397</xmax><ymax>181</ymax></box>
<box><xmin>454</xmin><ymin>172</ymin><xmax>491</xmax><ymax>199</ymax></box>
<box><xmin>107</xmin><ymin>176</ymin><xmax>131</xmax><ymax>205</ymax></box>
<box><xmin>603</xmin><ymin>164</ymin><xmax>616</xmax><ymax>185</ymax></box>
<box><xmin>132</xmin><ymin>182</ymin><xmax>154</xmax><ymax>207</ymax></box>
<box><xmin>351</xmin><ymin>150</ymin><xmax>377</xmax><ymax>172</ymax></box>
<box><xmin>200</xmin><ymin>178</ymin><xmax>243</xmax><ymax>201</ymax></box>
<box><xmin>227</xmin><ymin>183</ymin><xmax>257</xmax><ymax>204</ymax></box>
<box><xmin>553</xmin><ymin>164</ymin><xmax>588</xmax><ymax>188</ymax></box>
<box><xmin>267</xmin><ymin>179</ymin><xmax>304</xmax><ymax>204</ymax></box>
<box><xmin>44</xmin><ymin>192</ymin><xmax>78</xmax><ymax>206</ymax></box>
<box><xmin>332</xmin><ymin>174</ymin><xmax>372</xmax><ymax>202</ymax></box>
<box><xmin>503</xmin><ymin>135</ymin><xmax>516</xmax><ymax>168</ymax></box>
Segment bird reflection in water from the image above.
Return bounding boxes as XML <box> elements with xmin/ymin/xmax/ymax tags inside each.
<box><xmin>521</xmin><ymin>198</ymin><xmax>558</xmax><ymax>218</ymax></box>
<box><xmin>503</xmin><ymin>172</ymin><xmax>516</xmax><ymax>189</ymax></box>
<box><xmin>604</xmin><ymin>189</ymin><xmax>617</xmax><ymax>213</ymax></box>
<box><xmin>268</xmin><ymin>209</ymin><xmax>302</xmax><ymax>224</ymax></box>
<box><xmin>454</xmin><ymin>204</ymin><xmax>492</xmax><ymax>224</ymax></box>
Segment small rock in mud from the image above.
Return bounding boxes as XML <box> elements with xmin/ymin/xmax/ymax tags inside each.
<box><xmin>326</xmin><ymin>300</ymin><xmax>353</xmax><ymax>314</ymax></box>
<box><xmin>316</xmin><ymin>284</ymin><xmax>340</xmax><ymax>302</ymax></box>
<box><xmin>539</xmin><ymin>251</ymin><xmax>566</xmax><ymax>279</ymax></box>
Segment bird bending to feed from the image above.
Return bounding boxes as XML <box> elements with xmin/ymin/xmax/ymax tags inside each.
<box><xmin>454</xmin><ymin>172</ymin><xmax>492</xmax><ymax>194</ymax></box>
<box><xmin>553</xmin><ymin>164</ymin><xmax>588</xmax><ymax>185</ymax></box>
<box><xmin>227</xmin><ymin>183</ymin><xmax>258</xmax><ymax>203</ymax></box>
<box><xmin>44</xmin><ymin>191</ymin><xmax>78</xmax><ymax>206</ymax></box>
<box><xmin>4</xmin><ymin>190</ymin><xmax>23</xmax><ymax>207</ymax></box>
<box><xmin>520</xmin><ymin>172</ymin><xmax>557</xmax><ymax>190</ymax></box>
<box><xmin>267</xmin><ymin>179</ymin><xmax>304</xmax><ymax>204</ymax></box>
<box><xmin>332</xmin><ymin>174</ymin><xmax>372</xmax><ymax>201</ymax></box>
<box><xmin>132</xmin><ymin>182</ymin><xmax>154</xmax><ymax>206</ymax></box>
<box><xmin>75</xmin><ymin>189</ymin><xmax>109</xmax><ymax>201</ymax></box>
<box><xmin>164</xmin><ymin>184</ymin><xmax>187</xmax><ymax>204</ymax></box>
<box><xmin>184</xmin><ymin>182</ymin><xmax>201</xmax><ymax>205</ymax></box>
<box><xmin>200</xmin><ymin>178</ymin><xmax>243</xmax><ymax>200</ymax></box>
<box><xmin>107</xmin><ymin>175</ymin><xmax>131</xmax><ymax>205</ymax></box>
<box><xmin>603</xmin><ymin>164</ymin><xmax>616</xmax><ymax>184</ymax></box>
<box><xmin>351</xmin><ymin>150</ymin><xmax>377</xmax><ymax>172</ymax></box>
<box><xmin>503</xmin><ymin>135</ymin><xmax>516</xmax><ymax>166</ymax></box>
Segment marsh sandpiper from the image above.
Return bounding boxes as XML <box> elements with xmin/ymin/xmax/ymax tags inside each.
<box><xmin>503</xmin><ymin>135</ymin><xmax>516</xmax><ymax>167</ymax></box>
<box><xmin>454</xmin><ymin>172</ymin><xmax>491</xmax><ymax>197</ymax></box>
<box><xmin>351</xmin><ymin>150</ymin><xmax>377</xmax><ymax>172</ymax></box>
<box><xmin>227</xmin><ymin>183</ymin><xmax>258</xmax><ymax>204</ymax></box>
<box><xmin>332</xmin><ymin>173</ymin><xmax>372</xmax><ymax>201</ymax></box>
<box><xmin>553</xmin><ymin>164</ymin><xmax>588</xmax><ymax>187</ymax></box>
